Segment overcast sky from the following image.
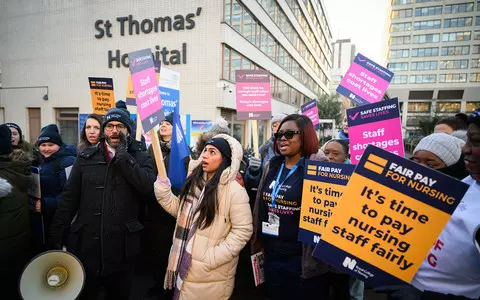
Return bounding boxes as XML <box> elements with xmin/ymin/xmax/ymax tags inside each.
<box><xmin>323</xmin><ymin>0</ymin><xmax>390</xmax><ymax>64</ymax></box>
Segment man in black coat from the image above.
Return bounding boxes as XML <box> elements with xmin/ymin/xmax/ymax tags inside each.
<box><xmin>49</xmin><ymin>108</ymin><xmax>156</xmax><ymax>300</ymax></box>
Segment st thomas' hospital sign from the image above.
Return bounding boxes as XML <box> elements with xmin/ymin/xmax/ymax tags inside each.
<box><xmin>94</xmin><ymin>7</ymin><xmax>202</xmax><ymax>68</ymax></box>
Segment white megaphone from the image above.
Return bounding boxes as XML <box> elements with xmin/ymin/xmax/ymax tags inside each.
<box><xmin>19</xmin><ymin>250</ymin><xmax>85</xmax><ymax>300</ymax></box>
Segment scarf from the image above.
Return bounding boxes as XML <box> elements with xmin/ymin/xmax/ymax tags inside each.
<box><xmin>165</xmin><ymin>184</ymin><xmax>205</xmax><ymax>298</ymax></box>
<box><xmin>160</xmin><ymin>139</ymin><xmax>172</xmax><ymax>153</ymax></box>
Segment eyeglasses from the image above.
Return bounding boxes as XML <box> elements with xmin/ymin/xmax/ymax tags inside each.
<box><xmin>274</xmin><ymin>130</ymin><xmax>301</xmax><ymax>140</ymax></box>
<box><xmin>105</xmin><ymin>124</ymin><xmax>126</xmax><ymax>131</ymax></box>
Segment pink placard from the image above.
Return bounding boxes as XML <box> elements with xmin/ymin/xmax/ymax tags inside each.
<box><xmin>235</xmin><ymin>70</ymin><xmax>272</xmax><ymax>120</ymax></box>
<box><xmin>347</xmin><ymin>98</ymin><xmax>404</xmax><ymax>164</ymax></box>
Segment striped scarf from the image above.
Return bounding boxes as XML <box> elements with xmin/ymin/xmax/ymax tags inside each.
<box><xmin>164</xmin><ymin>184</ymin><xmax>205</xmax><ymax>299</ymax></box>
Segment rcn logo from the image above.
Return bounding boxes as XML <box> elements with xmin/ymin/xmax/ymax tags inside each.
<box><xmin>343</xmin><ymin>257</ymin><xmax>357</xmax><ymax>270</ymax></box>
<box><xmin>149</xmin><ymin>116</ymin><xmax>158</xmax><ymax>124</ymax></box>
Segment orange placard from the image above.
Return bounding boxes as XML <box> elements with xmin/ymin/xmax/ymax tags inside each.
<box><xmin>88</xmin><ymin>77</ymin><xmax>115</xmax><ymax>115</ymax></box>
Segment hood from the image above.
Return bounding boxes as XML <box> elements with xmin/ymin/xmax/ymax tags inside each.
<box><xmin>189</xmin><ymin>134</ymin><xmax>243</xmax><ymax>184</ymax></box>
<box><xmin>0</xmin><ymin>178</ymin><xmax>13</xmax><ymax>198</ymax></box>
<box><xmin>0</xmin><ymin>151</ymin><xmax>32</xmax><ymax>193</ymax></box>
<box><xmin>195</xmin><ymin>131</ymin><xmax>216</xmax><ymax>155</ymax></box>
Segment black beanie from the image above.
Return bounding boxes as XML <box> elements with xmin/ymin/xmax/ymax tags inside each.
<box><xmin>164</xmin><ymin>113</ymin><xmax>174</xmax><ymax>125</ymax></box>
<box><xmin>41</xmin><ymin>124</ymin><xmax>60</xmax><ymax>135</ymax></box>
<box><xmin>468</xmin><ymin>108</ymin><xmax>480</xmax><ymax>129</ymax></box>
<box><xmin>102</xmin><ymin>108</ymin><xmax>132</xmax><ymax>133</ymax></box>
<box><xmin>205</xmin><ymin>138</ymin><xmax>232</xmax><ymax>162</ymax></box>
<box><xmin>37</xmin><ymin>124</ymin><xmax>63</xmax><ymax>147</ymax></box>
<box><xmin>0</xmin><ymin>124</ymin><xmax>13</xmax><ymax>155</ymax></box>
<box><xmin>5</xmin><ymin>123</ymin><xmax>22</xmax><ymax>143</ymax></box>
<box><xmin>116</xmin><ymin>100</ymin><xmax>131</xmax><ymax>117</ymax></box>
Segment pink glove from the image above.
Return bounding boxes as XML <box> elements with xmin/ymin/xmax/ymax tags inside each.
<box><xmin>156</xmin><ymin>176</ymin><xmax>171</xmax><ymax>187</ymax></box>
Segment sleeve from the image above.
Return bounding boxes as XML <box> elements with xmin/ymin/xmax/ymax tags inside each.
<box><xmin>49</xmin><ymin>158</ymin><xmax>82</xmax><ymax>246</ymax></box>
<box><xmin>43</xmin><ymin>156</ymin><xmax>76</xmax><ymax>215</ymax></box>
<box><xmin>205</xmin><ymin>185</ymin><xmax>253</xmax><ymax>270</ymax></box>
<box><xmin>154</xmin><ymin>177</ymin><xmax>181</xmax><ymax>218</ymax></box>
<box><xmin>116</xmin><ymin>151</ymin><xmax>157</xmax><ymax>196</ymax></box>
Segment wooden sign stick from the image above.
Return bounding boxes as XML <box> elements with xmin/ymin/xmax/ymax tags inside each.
<box><xmin>149</xmin><ymin>127</ymin><xmax>167</xmax><ymax>179</ymax></box>
<box><xmin>251</xmin><ymin>120</ymin><xmax>260</xmax><ymax>159</ymax></box>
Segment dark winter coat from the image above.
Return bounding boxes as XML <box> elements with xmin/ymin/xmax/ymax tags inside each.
<box><xmin>0</xmin><ymin>150</ymin><xmax>32</xmax><ymax>291</ymax></box>
<box><xmin>49</xmin><ymin>138</ymin><xmax>156</xmax><ymax>276</ymax></box>
<box><xmin>38</xmin><ymin>147</ymin><xmax>75</xmax><ymax>238</ymax></box>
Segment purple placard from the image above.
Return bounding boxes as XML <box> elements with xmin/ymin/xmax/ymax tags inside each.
<box><xmin>128</xmin><ymin>49</ymin><xmax>164</xmax><ymax>132</ymax></box>
<box><xmin>336</xmin><ymin>53</ymin><xmax>394</xmax><ymax>106</ymax></box>
<box><xmin>347</xmin><ymin>98</ymin><xmax>404</xmax><ymax>164</ymax></box>
<box><xmin>301</xmin><ymin>99</ymin><xmax>319</xmax><ymax>130</ymax></box>
<box><xmin>235</xmin><ymin>70</ymin><xmax>271</xmax><ymax>120</ymax></box>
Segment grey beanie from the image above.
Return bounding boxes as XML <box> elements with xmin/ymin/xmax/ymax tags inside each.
<box><xmin>207</xmin><ymin>118</ymin><xmax>230</xmax><ymax>135</ymax></box>
<box><xmin>271</xmin><ymin>113</ymin><xmax>286</xmax><ymax>128</ymax></box>
<box><xmin>414</xmin><ymin>133</ymin><xmax>465</xmax><ymax>167</ymax></box>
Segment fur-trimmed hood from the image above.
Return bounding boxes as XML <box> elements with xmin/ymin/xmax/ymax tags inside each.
<box><xmin>188</xmin><ymin>134</ymin><xmax>243</xmax><ymax>184</ymax></box>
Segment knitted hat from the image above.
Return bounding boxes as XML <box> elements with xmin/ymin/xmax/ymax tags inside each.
<box><xmin>205</xmin><ymin>138</ymin><xmax>232</xmax><ymax>162</ymax></box>
<box><xmin>41</xmin><ymin>124</ymin><xmax>60</xmax><ymax>135</ymax></box>
<box><xmin>271</xmin><ymin>114</ymin><xmax>286</xmax><ymax>128</ymax></box>
<box><xmin>0</xmin><ymin>124</ymin><xmax>13</xmax><ymax>155</ymax></box>
<box><xmin>207</xmin><ymin>118</ymin><xmax>230</xmax><ymax>135</ymax></box>
<box><xmin>116</xmin><ymin>100</ymin><xmax>130</xmax><ymax>116</ymax></box>
<box><xmin>414</xmin><ymin>133</ymin><xmax>465</xmax><ymax>167</ymax></box>
<box><xmin>5</xmin><ymin>123</ymin><xmax>22</xmax><ymax>143</ymax></box>
<box><xmin>163</xmin><ymin>113</ymin><xmax>174</xmax><ymax>125</ymax></box>
<box><xmin>38</xmin><ymin>124</ymin><xmax>63</xmax><ymax>146</ymax></box>
<box><xmin>102</xmin><ymin>108</ymin><xmax>132</xmax><ymax>133</ymax></box>
<box><xmin>468</xmin><ymin>108</ymin><xmax>480</xmax><ymax>129</ymax></box>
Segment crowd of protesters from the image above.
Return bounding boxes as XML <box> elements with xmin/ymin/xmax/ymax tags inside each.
<box><xmin>0</xmin><ymin>104</ymin><xmax>479</xmax><ymax>300</ymax></box>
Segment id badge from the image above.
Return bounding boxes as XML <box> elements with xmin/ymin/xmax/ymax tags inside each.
<box><xmin>262</xmin><ymin>212</ymin><xmax>280</xmax><ymax>236</ymax></box>
<box><xmin>262</xmin><ymin>222</ymin><xmax>279</xmax><ymax>236</ymax></box>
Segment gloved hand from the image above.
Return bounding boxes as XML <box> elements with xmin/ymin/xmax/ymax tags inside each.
<box><xmin>248</xmin><ymin>157</ymin><xmax>262</xmax><ymax>174</ymax></box>
<box><xmin>115</xmin><ymin>132</ymin><xmax>129</xmax><ymax>161</ymax></box>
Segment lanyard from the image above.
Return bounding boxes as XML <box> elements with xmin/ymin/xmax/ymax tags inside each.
<box><xmin>271</xmin><ymin>163</ymin><xmax>298</xmax><ymax>208</ymax></box>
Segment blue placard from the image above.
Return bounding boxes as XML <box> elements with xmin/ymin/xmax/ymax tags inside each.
<box><xmin>160</xmin><ymin>86</ymin><xmax>180</xmax><ymax>114</ymax></box>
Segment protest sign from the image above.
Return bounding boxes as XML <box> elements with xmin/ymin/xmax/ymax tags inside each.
<box><xmin>160</xmin><ymin>67</ymin><xmax>180</xmax><ymax>114</ymax></box>
<box><xmin>299</xmin><ymin>161</ymin><xmax>355</xmax><ymax>246</ymax></box>
<box><xmin>126</xmin><ymin>72</ymin><xmax>135</xmax><ymax>106</ymax></box>
<box><xmin>313</xmin><ymin>146</ymin><xmax>470</xmax><ymax>286</ymax></box>
<box><xmin>88</xmin><ymin>77</ymin><xmax>115</xmax><ymax>114</ymax></box>
<box><xmin>128</xmin><ymin>49</ymin><xmax>164</xmax><ymax>132</ymax></box>
<box><xmin>336</xmin><ymin>53</ymin><xmax>393</xmax><ymax>106</ymax></box>
<box><xmin>235</xmin><ymin>70</ymin><xmax>271</xmax><ymax>120</ymax></box>
<box><xmin>347</xmin><ymin>98</ymin><xmax>404</xmax><ymax>164</ymax></box>
<box><xmin>126</xmin><ymin>60</ymin><xmax>161</xmax><ymax>106</ymax></box>
<box><xmin>301</xmin><ymin>100</ymin><xmax>320</xmax><ymax>130</ymax></box>
<box><xmin>128</xmin><ymin>49</ymin><xmax>166</xmax><ymax>177</ymax></box>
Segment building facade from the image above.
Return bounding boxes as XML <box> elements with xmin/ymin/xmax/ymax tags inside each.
<box><xmin>387</xmin><ymin>0</ymin><xmax>480</xmax><ymax>134</ymax></box>
<box><xmin>330</xmin><ymin>39</ymin><xmax>356</xmax><ymax>93</ymax></box>
<box><xmin>0</xmin><ymin>0</ymin><xmax>332</xmax><ymax>146</ymax></box>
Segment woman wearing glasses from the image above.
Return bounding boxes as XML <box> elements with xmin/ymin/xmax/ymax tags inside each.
<box><xmin>251</xmin><ymin>114</ymin><xmax>327</xmax><ymax>299</ymax></box>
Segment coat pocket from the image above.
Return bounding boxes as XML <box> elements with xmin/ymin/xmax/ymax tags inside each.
<box><xmin>124</xmin><ymin>219</ymin><xmax>144</xmax><ymax>259</ymax></box>
<box><xmin>67</xmin><ymin>222</ymin><xmax>84</xmax><ymax>254</ymax></box>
